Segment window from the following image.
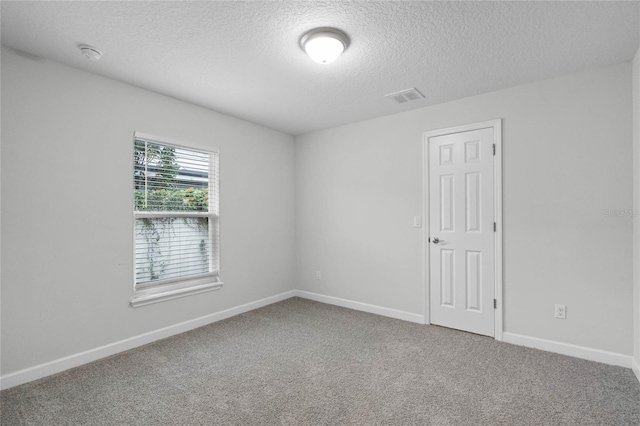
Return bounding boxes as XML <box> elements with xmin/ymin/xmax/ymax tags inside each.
<box><xmin>131</xmin><ymin>132</ymin><xmax>221</xmax><ymax>307</ymax></box>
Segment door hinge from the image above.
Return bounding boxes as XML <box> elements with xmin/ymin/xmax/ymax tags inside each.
<box><xmin>494</xmin><ymin>299</ymin><xmax>497</xmax><ymax>309</ymax></box>
<box><xmin>493</xmin><ymin>144</ymin><xmax>496</xmax><ymax>156</ymax></box>
<box><xmin>494</xmin><ymin>222</ymin><xmax>496</xmax><ymax>232</ymax></box>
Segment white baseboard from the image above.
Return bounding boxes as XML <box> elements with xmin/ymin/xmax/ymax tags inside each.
<box><xmin>3</xmin><ymin>291</ymin><xmax>634</xmax><ymax>390</ymax></box>
<box><xmin>503</xmin><ymin>332</ymin><xmax>633</xmax><ymax>369</ymax></box>
<box><xmin>633</xmin><ymin>358</ymin><xmax>640</xmax><ymax>384</ymax></box>
<box><xmin>294</xmin><ymin>290</ymin><xmax>425</xmax><ymax>324</ymax></box>
<box><xmin>0</xmin><ymin>290</ymin><xmax>297</xmax><ymax>390</ymax></box>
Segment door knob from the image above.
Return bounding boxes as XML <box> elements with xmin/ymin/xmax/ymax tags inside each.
<box><xmin>433</xmin><ymin>237</ymin><xmax>440</xmax><ymax>244</ymax></box>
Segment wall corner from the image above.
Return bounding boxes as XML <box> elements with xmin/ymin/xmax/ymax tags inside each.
<box><xmin>632</xmin><ymin>47</ymin><xmax>640</xmax><ymax>374</ymax></box>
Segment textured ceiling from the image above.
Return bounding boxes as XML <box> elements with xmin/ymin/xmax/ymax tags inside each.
<box><xmin>1</xmin><ymin>1</ymin><xmax>639</xmax><ymax>135</ymax></box>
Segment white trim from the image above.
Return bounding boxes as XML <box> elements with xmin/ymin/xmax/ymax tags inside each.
<box><xmin>633</xmin><ymin>358</ymin><xmax>640</xmax><ymax>384</ymax></box>
<box><xmin>503</xmin><ymin>332</ymin><xmax>633</xmax><ymax>368</ymax></box>
<box><xmin>421</xmin><ymin>140</ymin><xmax>430</xmax><ymax>325</ymax></box>
<box><xmin>0</xmin><ymin>290</ymin><xmax>296</xmax><ymax>390</ymax></box>
<box><xmin>422</xmin><ymin>119</ymin><xmax>503</xmax><ymax>340</ymax></box>
<box><xmin>134</xmin><ymin>131</ymin><xmax>219</xmax><ymax>154</ymax></box>
<box><xmin>294</xmin><ymin>290</ymin><xmax>425</xmax><ymax>324</ymax></box>
<box><xmin>493</xmin><ymin>120</ymin><xmax>503</xmax><ymax>341</ymax></box>
<box><xmin>3</xmin><ymin>291</ymin><xmax>635</xmax><ymax>390</ymax></box>
<box><xmin>130</xmin><ymin>282</ymin><xmax>223</xmax><ymax>307</ymax></box>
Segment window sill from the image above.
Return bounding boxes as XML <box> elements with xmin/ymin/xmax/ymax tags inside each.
<box><xmin>130</xmin><ymin>281</ymin><xmax>223</xmax><ymax>308</ymax></box>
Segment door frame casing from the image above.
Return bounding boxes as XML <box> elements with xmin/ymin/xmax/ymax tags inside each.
<box><xmin>422</xmin><ymin>119</ymin><xmax>503</xmax><ymax>341</ymax></box>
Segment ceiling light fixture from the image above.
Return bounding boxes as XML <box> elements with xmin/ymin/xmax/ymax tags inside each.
<box><xmin>300</xmin><ymin>27</ymin><xmax>349</xmax><ymax>64</ymax></box>
<box><xmin>78</xmin><ymin>44</ymin><xmax>102</xmax><ymax>61</ymax></box>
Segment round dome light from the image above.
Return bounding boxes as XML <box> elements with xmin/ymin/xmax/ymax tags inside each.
<box><xmin>300</xmin><ymin>27</ymin><xmax>349</xmax><ymax>65</ymax></box>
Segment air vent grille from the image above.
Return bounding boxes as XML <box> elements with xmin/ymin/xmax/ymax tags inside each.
<box><xmin>385</xmin><ymin>88</ymin><xmax>424</xmax><ymax>104</ymax></box>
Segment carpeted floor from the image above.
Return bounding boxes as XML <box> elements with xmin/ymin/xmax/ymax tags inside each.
<box><xmin>1</xmin><ymin>297</ymin><xmax>639</xmax><ymax>425</ymax></box>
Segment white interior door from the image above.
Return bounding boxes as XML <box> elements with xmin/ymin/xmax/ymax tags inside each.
<box><xmin>427</xmin><ymin>126</ymin><xmax>496</xmax><ymax>337</ymax></box>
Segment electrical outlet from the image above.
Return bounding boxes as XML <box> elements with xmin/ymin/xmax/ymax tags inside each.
<box><xmin>413</xmin><ymin>216</ymin><xmax>422</xmax><ymax>228</ymax></box>
<box><xmin>554</xmin><ymin>304</ymin><xmax>566</xmax><ymax>319</ymax></box>
<box><xmin>315</xmin><ymin>271</ymin><xmax>321</xmax><ymax>280</ymax></box>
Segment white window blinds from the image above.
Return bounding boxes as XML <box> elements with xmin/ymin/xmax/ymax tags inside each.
<box><xmin>132</xmin><ymin>133</ymin><xmax>221</xmax><ymax>306</ymax></box>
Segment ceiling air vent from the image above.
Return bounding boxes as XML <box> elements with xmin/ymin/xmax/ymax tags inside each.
<box><xmin>385</xmin><ymin>88</ymin><xmax>424</xmax><ymax>104</ymax></box>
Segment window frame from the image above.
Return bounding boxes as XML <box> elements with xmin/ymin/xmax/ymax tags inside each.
<box><xmin>131</xmin><ymin>132</ymin><xmax>222</xmax><ymax>308</ymax></box>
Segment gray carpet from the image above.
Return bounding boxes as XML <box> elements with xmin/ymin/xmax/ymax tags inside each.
<box><xmin>1</xmin><ymin>297</ymin><xmax>639</xmax><ymax>425</ymax></box>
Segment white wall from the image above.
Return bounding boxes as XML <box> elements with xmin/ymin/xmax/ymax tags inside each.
<box><xmin>296</xmin><ymin>63</ymin><xmax>634</xmax><ymax>355</ymax></box>
<box><xmin>2</xmin><ymin>44</ymin><xmax>636</xmax><ymax>381</ymax></box>
<box><xmin>0</xmin><ymin>47</ymin><xmax>296</xmax><ymax>375</ymax></box>
<box><xmin>633</xmin><ymin>48</ymin><xmax>640</xmax><ymax>373</ymax></box>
